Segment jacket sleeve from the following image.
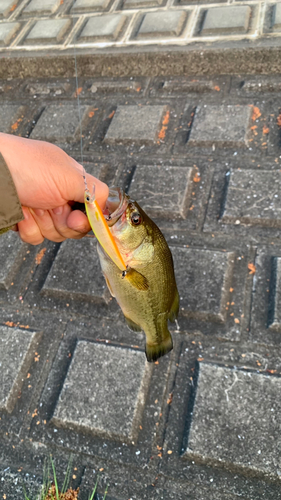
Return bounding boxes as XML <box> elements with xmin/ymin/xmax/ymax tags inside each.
<box><xmin>0</xmin><ymin>152</ymin><xmax>23</xmax><ymax>234</ymax></box>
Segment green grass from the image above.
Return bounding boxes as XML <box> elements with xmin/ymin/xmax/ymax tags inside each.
<box><xmin>23</xmin><ymin>455</ymin><xmax>108</xmax><ymax>500</ymax></box>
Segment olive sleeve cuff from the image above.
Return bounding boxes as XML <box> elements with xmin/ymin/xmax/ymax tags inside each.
<box><xmin>0</xmin><ymin>152</ymin><xmax>23</xmax><ymax>231</ymax></box>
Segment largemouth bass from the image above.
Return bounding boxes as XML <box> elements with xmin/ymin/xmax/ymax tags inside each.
<box><xmin>85</xmin><ymin>186</ymin><xmax>179</xmax><ymax>362</ymax></box>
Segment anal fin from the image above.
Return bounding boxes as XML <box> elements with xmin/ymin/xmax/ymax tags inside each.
<box><xmin>168</xmin><ymin>290</ymin><xmax>179</xmax><ymax>323</ymax></box>
<box><xmin>124</xmin><ymin>315</ymin><xmax>142</xmax><ymax>332</ymax></box>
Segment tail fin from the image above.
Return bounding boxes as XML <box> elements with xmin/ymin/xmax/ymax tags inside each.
<box><xmin>145</xmin><ymin>330</ymin><xmax>173</xmax><ymax>362</ymax></box>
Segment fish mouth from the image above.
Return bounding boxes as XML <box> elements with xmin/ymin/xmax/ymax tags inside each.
<box><xmin>103</xmin><ymin>187</ymin><xmax>130</xmax><ymax>227</ymax></box>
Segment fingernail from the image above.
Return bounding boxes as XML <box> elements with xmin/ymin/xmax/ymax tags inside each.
<box><xmin>52</xmin><ymin>206</ymin><xmax>63</xmax><ymax>215</ymax></box>
<box><xmin>33</xmin><ymin>208</ymin><xmax>45</xmax><ymax>217</ymax></box>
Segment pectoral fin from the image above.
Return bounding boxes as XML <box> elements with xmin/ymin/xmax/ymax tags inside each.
<box><xmin>104</xmin><ymin>274</ymin><xmax>115</xmax><ymax>297</ymax></box>
<box><xmin>124</xmin><ymin>268</ymin><xmax>149</xmax><ymax>291</ymax></box>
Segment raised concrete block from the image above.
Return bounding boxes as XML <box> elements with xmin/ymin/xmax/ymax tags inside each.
<box><xmin>0</xmin><ymin>0</ymin><xmax>19</xmax><ymax>18</ymax></box>
<box><xmin>21</xmin><ymin>0</ymin><xmax>60</xmax><ymax>16</ymax></box>
<box><xmin>129</xmin><ymin>165</ymin><xmax>193</xmax><ymax>219</ymax></box>
<box><xmin>52</xmin><ymin>341</ymin><xmax>152</xmax><ymax>441</ymax></box>
<box><xmin>122</xmin><ymin>0</ymin><xmax>163</xmax><ymax>8</ymax></box>
<box><xmin>172</xmin><ymin>247</ymin><xmax>235</xmax><ymax>323</ymax></box>
<box><xmin>0</xmin><ymin>22</ymin><xmax>21</xmax><ymax>46</ymax></box>
<box><xmin>105</xmin><ymin>105</ymin><xmax>165</xmax><ymax>144</ymax></box>
<box><xmin>268</xmin><ymin>257</ymin><xmax>281</xmax><ymax>329</ymax></box>
<box><xmin>24</xmin><ymin>19</ymin><xmax>71</xmax><ymax>44</ymax></box>
<box><xmin>30</xmin><ymin>103</ymin><xmax>88</xmax><ymax>142</ymax></box>
<box><xmin>185</xmin><ymin>362</ymin><xmax>281</xmax><ymax>476</ymax></box>
<box><xmin>0</xmin><ymin>326</ymin><xmax>40</xmax><ymax>413</ymax></box>
<box><xmin>77</xmin><ymin>14</ymin><xmax>128</xmax><ymax>42</ymax></box>
<box><xmin>0</xmin><ymin>104</ymin><xmax>24</xmax><ymax>132</ymax></box>
<box><xmin>0</xmin><ymin>231</ymin><xmax>25</xmax><ymax>290</ymax></box>
<box><xmin>201</xmin><ymin>6</ymin><xmax>251</xmax><ymax>35</ymax></box>
<box><xmin>222</xmin><ymin>170</ymin><xmax>281</xmax><ymax>227</ymax></box>
<box><xmin>135</xmin><ymin>11</ymin><xmax>188</xmax><ymax>38</ymax></box>
<box><xmin>272</xmin><ymin>3</ymin><xmax>281</xmax><ymax>31</ymax></box>
<box><xmin>72</xmin><ymin>0</ymin><xmax>111</xmax><ymax>12</ymax></box>
<box><xmin>42</xmin><ymin>239</ymin><xmax>107</xmax><ymax>301</ymax></box>
<box><xmin>188</xmin><ymin>105</ymin><xmax>252</xmax><ymax>148</ymax></box>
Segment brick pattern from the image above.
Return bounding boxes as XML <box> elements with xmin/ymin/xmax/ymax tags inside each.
<box><xmin>0</xmin><ymin>0</ymin><xmax>277</xmax><ymax>50</ymax></box>
<box><xmin>2</xmin><ymin>74</ymin><xmax>281</xmax><ymax>500</ymax></box>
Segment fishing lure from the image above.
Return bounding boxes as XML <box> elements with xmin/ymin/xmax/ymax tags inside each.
<box><xmin>83</xmin><ymin>173</ymin><xmax>148</xmax><ymax>291</ymax></box>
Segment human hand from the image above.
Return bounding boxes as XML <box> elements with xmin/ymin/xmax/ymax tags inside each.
<box><xmin>0</xmin><ymin>133</ymin><xmax>109</xmax><ymax>245</ymax></box>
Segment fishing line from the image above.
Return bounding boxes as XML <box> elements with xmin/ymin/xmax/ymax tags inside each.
<box><xmin>72</xmin><ymin>11</ymin><xmax>84</xmax><ymax>167</ymax></box>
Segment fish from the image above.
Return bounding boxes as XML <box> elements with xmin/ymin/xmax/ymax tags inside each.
<box><xmin>84</xmin><ymin>184</ymin><xmax>149</xmax><ymax>291</ymax></box>
<box><xmin>84</xmin><ymin>185</ymin><xmax>179</xmax><ymax>363</ymax></box>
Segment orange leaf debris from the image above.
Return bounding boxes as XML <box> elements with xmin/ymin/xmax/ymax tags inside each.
<box><xmin>5</xmin><ymin>321</ymin><xmax>15</xmax><ymax>327</ymax></box>
<box><xmin>193</xmin><ymin>172</ymin><xmax>200</xmax><ymax>183</ymax></box>
<box><xmin>74</xmin><ymin>87</ymin><xmax>82</xmax><ymax>97</ymax></box>
<box><xmin>108</xmin><ymin>110</ymin><xmax>115</xmax><ymax>119</ymax></box>
<box><xmin>248</xmin><ymin>262</ymin><xmax>256</xmax><ymax>274</ymax></box>
<box><xmin>263</xmin><ymin>125</ymin><xmax>270</xmax><ymax>134</ymax></box>
<box><xmin>214</xmin><ymin>86</ymin><xmax>220</xmax><ymax>91</ymax></box>
<box><xmin>11</xmin><ymin>117</ymin><xmax>22</xmax><ymax>131</ymax></box>
<box><xmin>158</xmin><ymin>111</ymin><xmax>170</xmax><ymax>141</ymax></box>
<box><xmin>35</xmin><ymin>247</ymin><xmax>46</xmax><ymax>265</ymax></box>
<box><xmin>88</xmin><ymin>110</ymin><xmax>95</xmax><ymax>118</ymax></box>
<box><xmin>277</xmin><ymin>113</ymin><xmax>281</xmax><ymax>128</ymax></box>
<box><xmin>162</xmin><ymin>110</ymin><xmax>170</xmax><ymax>126</ymax></box>
<box><xmin>252</xmin><ymin>106</ymin><xmax>261</xmax><ymax>121</ymax></box>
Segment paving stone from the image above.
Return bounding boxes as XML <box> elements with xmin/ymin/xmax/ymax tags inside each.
<box><xmin>25</xmin><ymin>81</ymin><xmax>71</xmax><ymax>96</ymax></box>
<box><xmin>21</xmin><ymin>0</ymin><xmax>61</xmax><ymax>16</ymax></box>
<box><xmin>128</xmin><ymin>165</ymin><xmax>194</xmax><ymax>219</ymax></box>
<box><xmin>104</xmin><ymin>105</ymin><xmax>166</xmax><ymax>144</ymax></box>
<box><xmin>156</xmin><ymin>76</ymin><xmax>228</xmax><ymax>95</ymax></box>
<box><xmin>172</xmin><ymin>247</ymin><xmax>235</xmax><ymax>323</ymax></box>
<box><xmin>221</xmin><ymin>170</ymin><xmax>281</xmax><ymax>227</ymax></box>
<box><xmin>135</xmin><ymin>11</ymin><xmax>188</xmax><ymax>39</ymax></box>
<box><xmin>272</xmin><ymin>3</ymin><xmax>281</xmax><ymax>31</ymax></box>
<box><xmin>0</xmin><ymin>467</ymin><xmax>42</xmax><ymax>499</ymax></box>
<box><xmin>188</xmin><ymin>105</ymin><xmax>252</xmax><ymax>148</ymax></box>
<box><xmin>0</xmin><ymin>104</ymin><xmax>25</xmax><ymax>132</ymax></box>
<box><xmin>0</xmin><ymin>232</ymin><xmax>25</xmax><ymax>291</ymax></box>
<box><xmin>120</xmin><ymin>0</ymin><xmax>164</xmax><ymax>9</ymax></box>
<box><xmin>52</xmin><ymin>341</ymin><xmax>152</xmax><ymax>441</ymax></box>
<box><xmin>0</xmin><ymin>326</ymin><xmax>40</xmax><ymax>413</ymax></box>
<box><xmin>0</xmin><ymin>0</ymin><xmax>19</xmax><ymax>19</ymax></box>
<box><xmin>42</xmin><ymin>239</ymin><xmax>107</xmax><ymax>301</ymax></box>
<box><xmin>30</xmin><ymin>103</ymin><xmax>88</xmax><ymax>142</ymax></box>
<box><xmin>268</xmin><ymin>257</ymin><xmax>281</xmax><ymax>329</ymax></box>
<box><xmin>77</xmin><ymin>14</ymin><xmax>128</xmax><ymax>42</ymax></box>
<box><xmin>201</xmin><ymin>6</ymin><xmax>251</xmax><ymax>35</ymax></box>
<box><xmin>24</xmin><ymin>19</ymin><xmax>71</xmax><ymax>44</ymax></box>
<box><xmin>71</xmin><ymin>0</ymin><xmax>112</xmax><ymax>12</ymax></box>
<box><xmin>89</xmin><ymin>77</ymin><xmax>146</xmax><ymax>94</ymax></box>
<box><xmin>237</xmin><ymin>75</ymin><xmax>281</xmax><ymax>93</ymax></box>
<box><xmin>0</xmin><ymin>22</ymin><xmax>21</xmax><ymax>46</ymax></box>
<box><xmin>250</xmin><ymin>248</ymin><xmax>281</xmax><ymax>345</ymax></box>
<box><xmin>185</xmin><ymin>362</ymin><xmax>281</xmax><ymax>476</ymax></box>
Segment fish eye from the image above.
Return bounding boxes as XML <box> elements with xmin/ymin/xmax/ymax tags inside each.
<box><xmin>131</xmin><ymin>212</ymin><xmax>142</xmax><ymax>226</ymax></box>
